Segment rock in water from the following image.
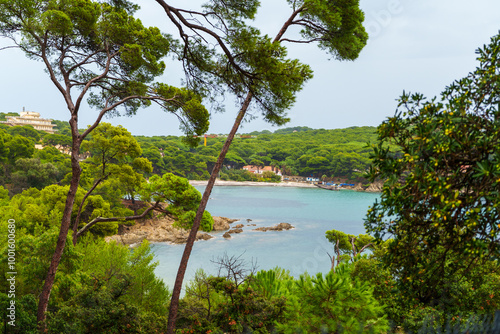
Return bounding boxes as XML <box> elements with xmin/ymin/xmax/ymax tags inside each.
<box><xmin>212</xmin><ymin>217</ymin><xmax>239</xmax><ymax>231</ymax></box>
<box><xmin>227</xmin><ymin>228</ymin><xmax>243</xmax><ymax>234</ymax></box>
<box><xmin>253</xmin><ymin>223</ymin><xmax>294</xmax><ymax>232</ymax></box>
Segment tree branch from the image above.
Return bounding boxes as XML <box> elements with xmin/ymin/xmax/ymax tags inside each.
<box><xmin>80</xmin><ymin>94</ymin><xmax>176</xmax><ymax>139</ymax></box>
<box><xmin>72</xmin><ymin>177</ymin><xmax>107</xmax><ymax>245</ymax></box>
<box><xmin>66</xmin><ymin>49</ymin><xmax>103</xmax><ymax>76</ymax></box>
<box><xmin>274</xmin><ymin>6</ymin><xmax>305</xmax><ymax>43</ymax></box>
<box><xmin>0</xmin><ymin>45</ymin><xmax>19</xmax><ymax>51</ymax></box>
<box><xmin>29</xmin><ymin>30</ymin><xmax>75</xmax><ymax>111</ymax></box>
<box><xmin>280</xmin><ymin>38</ymin><xmax>322</xmax><ymax>44</ymax></box>
<box><xmin>75</xmin><ymin>201</ymin><xmax>162</xmax><ymax>240</ymax></box>
<box><xmin>154</xmin><ymin>0</ymin><xmax>254</xmax><ymax>80</ymax></box>
<box><xmin>73</xmin><ymin>48</ymin><xmax>120</xmax><ymax>116</ymax></box>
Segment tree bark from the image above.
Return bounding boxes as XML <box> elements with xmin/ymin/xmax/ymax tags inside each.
<box><xmin>335</xmin><ymin>239</ymin><xmax>341</xmax><ymax>270</ymax></box>
<box><xmin>37</xmin><ymin>117</ymin><xmax>81</xmax><ymax>332</ymax></box>
<box><xmin>166</xmin><ymin>92</ymin><xmax>253</xmax><ymax>333</ymax></box>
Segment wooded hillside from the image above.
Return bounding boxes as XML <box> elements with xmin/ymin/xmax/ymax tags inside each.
<box><xmin>136</xmin><ymin>126</ymin><xmax>378</xmax><ymax>181</ymax></box>
<box><xmin>1</xmin><ymin>117</ymin><xmax>377</xmax><ymax>189</ymax></box>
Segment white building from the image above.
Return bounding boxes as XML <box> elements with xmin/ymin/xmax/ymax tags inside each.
<box><xmin>1</xmin><ymin>110</ymin><xmax>57</xmax><ymax>134</ymax></box>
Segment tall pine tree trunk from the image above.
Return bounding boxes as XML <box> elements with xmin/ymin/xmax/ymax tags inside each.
<box><xmin>165</xmin><ymin>10</ymin><xmax>301</xmax><ymax>332</ymax></box>
<box><xmin>37</xmin><ymin>117</ymin><xmax>82</xmax><ymax>332</ymax></box>
<box><xmin>166</xmin><ymin>92</ymin><xmax>253</xmax><ymax>333</ymax></box>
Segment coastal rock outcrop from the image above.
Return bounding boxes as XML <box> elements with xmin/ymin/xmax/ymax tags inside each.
<box><xmin>227</xmin><ymin>228</ymin><xmax>243</xmax><ymax>234</ymax></box>
<box><xmin>212</xmin><ymin>216</ymin><xmax>239</xmax><ymax>231</ymax></box>
<box><xmin>253</xmin><ymin>223</ymin><xmax>294</xmax><ymax>232</ymax></box>
<box><xmin>352</xmin><ymin>183</ymin><xmax>364</xmax><ymax>191</ymax></box>
<box><xmin>365</xmin><ymin>181</ymin><xmax>383</xmax><ymax>192</ymax></box>
<box><xmin>105</xmin><ymin>215</ymin><xmax>235</xmax><ymax>245</ymax></box>
<box><xmin>222</xmin><ymin>228</ymin><xmax>244</xmax><ymax>239</ymax></box>
<box><xmin>353</xmin><ymin>180</ymin><xmax>383</xmax><ymax>193</ymax></box>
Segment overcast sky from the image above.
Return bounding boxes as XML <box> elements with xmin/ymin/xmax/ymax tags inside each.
<box><xmin>0</xmin><ymin>0</ymin><xmax>499</xmax><ymax>136</ymax></box>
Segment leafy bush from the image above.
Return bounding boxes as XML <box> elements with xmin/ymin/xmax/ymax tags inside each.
<box><xmin>220</xmin><ymin>169</ymin><xmax>259</xmax><ymax>182</ymax></box>
<box><xmin>0</xmin><ymin>294</ymin><xmax>38</xmax><ymax>334</ymax></box>
<box><xmin>175</xmin><ymin>209</ymin><xmax>214</xmax><ymax>232</ymax></box>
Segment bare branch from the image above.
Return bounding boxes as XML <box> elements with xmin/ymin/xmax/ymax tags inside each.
<box><xmin>350</xmin><ymin>237</ymin><xmax>357</xmax><ymax>257</ymax></box>
<box><xmin>280</xmin><ymin>38</ymin><xmax>322</xmax><ymax>44</ymax></box>
<box><xmin>155</xmin><ymin>0</ymin><xmax>254</xmax><ymax>80</ymax></box>
<box><xmin>28</xmin><ymin>30</ymin><xmax>74</xmax><ymax>110</ymax></box>
<box><xmin>0</xmin><ymin>45</ymin><xmax>19</xmax><ymax>51</ymax></box>
<box><xmin>211</xmin><ymin>252</ymin><xmax>257</xmax><ymax>287</ymax></box>
<box><xmin>73</xmin><ymin>48</ymin><xmax>120</xmax><ymax>116</ymax></box>
<box><xmin>292</xmin><ymin>18</ymin><xmax>328</xmax><ymax>33</ymax></box>
<box><xmin>80</xmin><ymin>94</ymin><xmax>176</xmax><ymax>139</ymax></box>
<box><xmin>274</xmin><ymin>6</ymin><xmax>305</xmax><ymax>43</ymax></box>
<box><xmin>66</xmin><ymin>49</ymin><xmax>103</xmax><ymax>75</ymax></box>
<box><xmin>327</xmin><ymin>252</ymin><xmax>335</xmax><ymax>271</ymax></box>
<box><xmin>359</xmin><ymin>243</ymin><xmax>374</xmax><ymax>254</ymax></box>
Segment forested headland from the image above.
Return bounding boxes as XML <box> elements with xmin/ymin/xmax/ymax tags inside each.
<box><xmin>137</xmin><ymin>126</ymin><xmax>378</xmax><ymax>182</ymax></box>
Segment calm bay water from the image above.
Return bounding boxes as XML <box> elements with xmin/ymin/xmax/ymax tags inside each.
<box><xmin>151</xmin><ymin>186</ymin><xmax>379</xmax><ymax>289</ymax></box>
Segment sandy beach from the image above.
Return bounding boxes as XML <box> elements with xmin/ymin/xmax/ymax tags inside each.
<box><xmin>189</xmin><ymin>180</ymin><xmax>316</xmax><ymax>188</ymax></box>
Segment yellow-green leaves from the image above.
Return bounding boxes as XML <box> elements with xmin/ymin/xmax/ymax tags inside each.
<box><xmin>121</xmin><ymin>44</ymin><xmax>145</xmax><ymax>70</ymax></box>
<box><xmin>80</xmin><ymin>123</ymin><xmax>151</xmax><ymax>211</ymax></box>
<box><xmin>365</xmin><ymin>32</ymin><xmax>500</xmax><ymax>302</ymax></box>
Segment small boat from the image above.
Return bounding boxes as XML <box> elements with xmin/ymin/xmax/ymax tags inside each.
<box><xmin>315</xmin><ymin>183</ymin><xmax>339</xmax><ymax>191</ymax></box>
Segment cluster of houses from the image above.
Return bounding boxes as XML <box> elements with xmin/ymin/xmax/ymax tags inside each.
<box><xmin>241</xmin><ymin>166</ymin><xmax>331</xmax><ymax>184</ymax></box>
<box><xmin>242</xmin><ymin>165</ymin><xmax>283</xmax><ymax>176</ymax></box>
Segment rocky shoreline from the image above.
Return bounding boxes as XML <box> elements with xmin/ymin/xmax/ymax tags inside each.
<box><xmin>104</xmin><ymin>215</ymin><xmax>294</xmax><ymax>245</ymax></box>
<box><xmin>352</xmin><ymin>180</ymin><xmax>384</xmax><ymax>192</ymax></box>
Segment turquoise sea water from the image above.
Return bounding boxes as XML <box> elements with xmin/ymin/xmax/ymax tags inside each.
<box><xmin>151</xmin><ymin>186</ymin><xmax>379</xmax><ymax>289</ymax></box>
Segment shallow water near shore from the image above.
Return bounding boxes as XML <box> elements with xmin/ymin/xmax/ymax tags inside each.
<box><xmin>151</xmin><ymin>186</ymin><xmax>379</xmax><ymax>289</ymax></box>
